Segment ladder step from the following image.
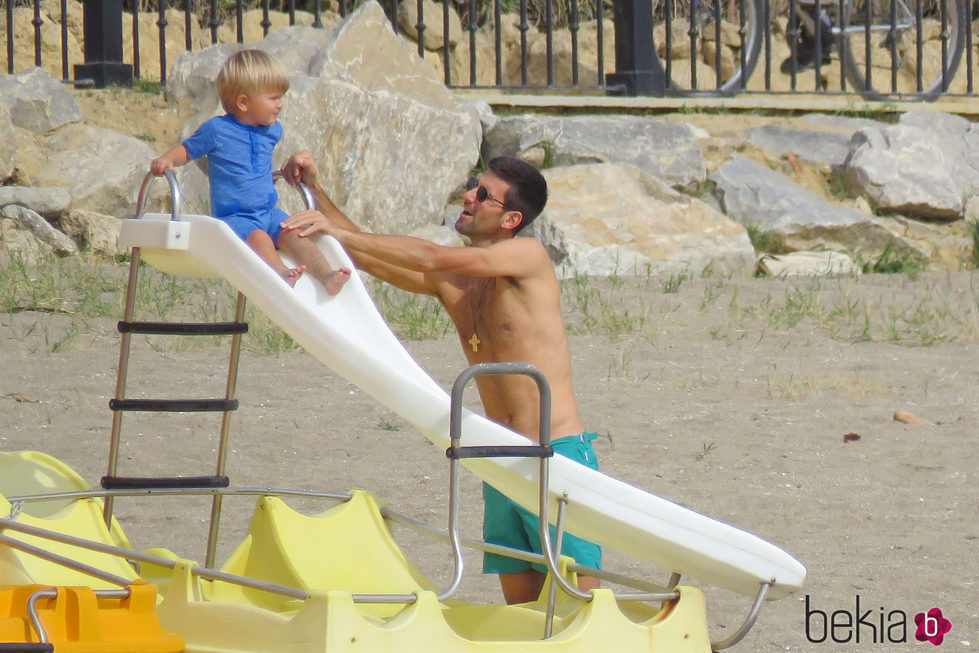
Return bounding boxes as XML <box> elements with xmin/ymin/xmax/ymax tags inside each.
<box><xmin>118</xmin><ymin>320</ymin><xmax>248</xmax><ymax>335</ymax></box>
<box><xmin>101</xmin><ymin>476</ymin><xmax>230</xmax><ymax>490</ymax></box>
<box><xmin>109</xmin><ymin>399</ymin><xmax>238</xmax><ymax>412</ymax></box>
<box><xmin>446</xmin><ymin>445</ymin><xmax>554</xmax><ymax>460</ymax></box>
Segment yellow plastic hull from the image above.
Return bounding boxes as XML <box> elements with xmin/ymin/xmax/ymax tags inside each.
<box><xmin>1</xmin><ymin>451</ymin><xmax>712</xmax><ymax>652</ymax></box>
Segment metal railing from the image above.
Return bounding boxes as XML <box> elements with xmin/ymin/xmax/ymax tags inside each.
<box><xmin>2</xmin><ymin>0</ymin><xmax>975</xmax><ymax>98</ymax></box>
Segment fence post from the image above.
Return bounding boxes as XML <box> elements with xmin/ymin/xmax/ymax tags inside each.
<box><xmin>74</xmin><ymin>0</ymin><xmax>133</xmax><ymax>88</ymax></box>
<box><xmin>605</xmin><ymin>0</ymin><xmax>665</xmax><ymax>96</ymax></box>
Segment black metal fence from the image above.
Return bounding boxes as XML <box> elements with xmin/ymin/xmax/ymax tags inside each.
<box><xmin>3</xmin><ymin>0</ymin><xmax>976</xmax><ymax>98</ymax></box>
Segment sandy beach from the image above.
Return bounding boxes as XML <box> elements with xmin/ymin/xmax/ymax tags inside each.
<box><xmin>1</xmin><ymin>268</ymin><xmax>977</xmax><ymax>651</ymax></box>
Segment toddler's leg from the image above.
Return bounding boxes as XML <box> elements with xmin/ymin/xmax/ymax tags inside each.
<box><xmin>246</xmin><ymin>230</ymin><xmax>306</xmax><ymax>286</ymax></box>
<box><xmin>277</xmin><ymin>228</ymin><xmax>350</xmax><ymax>295</ymax></box>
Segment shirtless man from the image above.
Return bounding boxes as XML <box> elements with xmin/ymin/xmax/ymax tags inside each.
<box><xmin>280</xmin><ymin>152</ymin><xmax>600</xmax><ymax>604</ymax></box>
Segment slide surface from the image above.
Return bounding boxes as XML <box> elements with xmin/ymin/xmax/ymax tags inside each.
<box><xmin>121</xmin><ymin>213</ymin><xmax>806</xmax><ymax>600</ymax></box>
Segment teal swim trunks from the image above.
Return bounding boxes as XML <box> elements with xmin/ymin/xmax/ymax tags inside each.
<box><xmin>482</xmin><ymin>431</ymin><xmax>602</xmax><ymax>575</ymax></box>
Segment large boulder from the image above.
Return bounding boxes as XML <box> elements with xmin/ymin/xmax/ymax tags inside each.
<box><xmin>533</xmin><ymin>163</ymin><xmax>754</xmax><ymax>278</ymax></box>
<box><xmin>0</xmin><ymin>218</ymin><xmax>54</xmax><ymax>266</ymax></box>
<box><xmin>843</xmin><ymin>111</ymin><xmax>979</xmax><ymax>221</ymax></box>
<box><xmin>0</xmin><ymin>103</ymin><xmax>16</xmax><ymax>180</ymax></box>
<box><xmin>59</xmin><ymin>209</ymin><xmax>126</xmax><ymax>256</ymax></box>
<box><xmin>1</xmin><ymin>204</ymin><xmax>77</xmax><ymax>255</ymax></box>
<box><xmin>483</xmin><ymin>114</ymin><xmax>706</xmax><ymax>191</ymax></box>
<box><xmin>744</xmin><ymin>124</ymin><xmax>852</xmax><ymax>169</ymax></box>
<box><xmin>32</xmin><ymin>125</ymin><xmax>159</xmax><ymax>218</ymax></box>
<box><xmin>0</xmin><ymin>67</ymin><xmax>81</xmax><ymax>132</ymax></box>
<box><xmin>162</xmin><ymin>3</ymin><xmax>479</xmax><ymax>232</ymax></box>
<box><xmin>0</xmin><ymin>186</ymin><xmax>72</xmax><ymax>217</ymax></box>
<box><xmin>278</xmin><ymin>2</ymin><xmax>480</xmax><ymax>233</ymax></box>
<box><xmin>712</xmin><ymin>155</ymin><xmax>930</xmax><ymax>265</ymax></box>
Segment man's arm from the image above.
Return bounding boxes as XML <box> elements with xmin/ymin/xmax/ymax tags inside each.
<box><xmin>281</xmin><ymin>150</ymin><xmax>361</xmax><ymax>232</ymax></box>
<box><xmin>281</xmin><ymin>150</ymin><xmax>551</xmax><ymax>284</ymax></box>
<box><xmin>280</xmin><ymin>151</ymin><xmax>437</xmax><ymax>295</ymax></box>
<box><xmin>329</xmin><ymin>228</ymin><xmax>548</xmax><ymax>281</ymax></box>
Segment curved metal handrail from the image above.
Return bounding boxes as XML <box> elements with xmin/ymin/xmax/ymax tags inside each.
<box><xmin>444</xmin><ymin>362</ymin><xmax>592</xmax><ymax>604</ymax></box>
<box><xmin>272</xmin><ymin>170</ymin><xmax>316</xmax><ymax>210</ymax></box>
<box><xmin>134</xmin><ymin>169</ymin><xmax>315</xmax><ymax>223</ymax></box>
<box><xmin>135</xmin><ymin>169</ymin><xmax>182</xmax><ymax>221</ymax></box>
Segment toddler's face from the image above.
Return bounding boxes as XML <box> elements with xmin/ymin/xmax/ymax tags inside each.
<box><xmin>237</xmin><ymin>90</ymin><xmax>284</xmax><ymax>126</ymax></box>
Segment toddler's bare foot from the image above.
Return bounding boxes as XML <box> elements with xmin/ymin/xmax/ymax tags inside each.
<box><xmin>282</xmin><ymin>265</ymin><xmax>307</xmax><ymax>287</ymax></box>
<box><xmin>324</xmin><ymin>267</ymin><xmax>351</xmax><ymax>295</ymax></box>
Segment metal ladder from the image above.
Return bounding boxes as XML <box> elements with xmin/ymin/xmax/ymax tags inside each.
<box><xmin>102</xmin><ymin>171</ymin><xmax>249</xmax><ymax>567</ymax></box>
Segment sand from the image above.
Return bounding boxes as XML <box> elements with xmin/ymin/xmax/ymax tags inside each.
<box><xmin>1</xmin><ymin>268</ymin><xmax>977</xmax><ymax>650</ymax></box>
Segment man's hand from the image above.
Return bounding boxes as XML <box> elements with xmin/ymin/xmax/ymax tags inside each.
<box><xmin>282</xmin><ymin>150</ymin><xmax>318</xmax><ymax>187</ymax></box>
<box><xmin>281</xmin><ymin>209</ymin><xmax>344</xmax><ymax>239</ymax></box>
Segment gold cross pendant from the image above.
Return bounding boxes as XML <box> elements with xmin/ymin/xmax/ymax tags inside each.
<box><xmin>468</xmin><ymin>333</ymin><xmax>481</xmax><ymax>352</ymax></box>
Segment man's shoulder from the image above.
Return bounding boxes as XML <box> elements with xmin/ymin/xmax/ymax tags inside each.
<box><xmin>498</xmin><ymin>235</ymin><xmax>553</xmax><ymax>269</ymax></box>
<box><xmin>487</xmin><ymin>236</ymin><xmax>558</xmax><ymax>287</ymax></box>
<box><xmin>492</xmin><ymin>234</ymin><xmax>549</xmax><ymax>256</ymax></box>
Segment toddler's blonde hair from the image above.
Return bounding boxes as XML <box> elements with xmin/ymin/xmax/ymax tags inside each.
<box><xmin>216</xmin><ymin>49</ymin><xmax>289</xmax><ymax>114</ymax></box>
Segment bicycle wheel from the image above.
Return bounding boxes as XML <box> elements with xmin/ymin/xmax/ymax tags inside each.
<box><xmin>655</xmin><ymin>0</ymin><xmax>765</xmax><ymax>94</ymax></box>
<box><xmin>839</xmin><ymin>0</ymin><xmax>966</xmax><ymax>98</ymax></box>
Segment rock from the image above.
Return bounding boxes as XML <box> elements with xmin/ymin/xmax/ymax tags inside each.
<box><xmin>712</xmin><ymin>155</ymin><xmax>927</xmax><ymax>265</ymax></box>
<box><xmin>32</xmin><ymin>125</ymin><xmax>159</xmax><ymax>218</ymax></box>
<box><xmin>0</xmin><ymin>219</ymin><xmax>53</xmax><ymax>266</ymax></box>
<box><xmin>0</xmin><ymin>102</ymin><xmax>16</xmax><ymax>180</ymax></box>
<box><xmin>0</xmin><ymin>67</ymin><xmax>81</xmax><ymax>132</ymax></box>
<box><xmin>534</xmin><ymin>163</ymin><xmax>754</xmax><ymax>278</ymax></box>
<box><xmin>745</xmin><ymin>124</ymin><xmax>851</xmax><ymax>169</ymax></box>
<box><xmin>755</xmin><ymin>251</ymin><xmax>861</xmax><ymax>277</ymax></box>
<box><xmin>965</xmin><ymin>196</ymin><xmax>979</xmax><ymax>223</ymax></box>
<box><xmin>843</xmin><ymin>117</ymin><xmax>979</xmax><ymax>221</ymax></box>
<box><xmin>278</xmin><ymin>2</ymin><xmax>480</xmax><ymax>234</ymax></box>
<box><xmin>483</xmin><ymin>114</ymin><xmax>706</xmax><ymax>191</ymax></box>
<box><xmin>898</xmin><ymin>109</ymin><xmax>972</xmax><ymax>134</ymax></box>
<box><xmin>59</xmin><ymin>209</ymin><xmax>125</xmax><ymax>256</ymax></box>
<box><xmin>165</xmin><ymin>43</ymin><xmax>240</xmax><ymax>121</ymax></box>
<box><xmin>0</xmin><ymin>186</ymin><xmax>72</xmax><ymax>217</ymax></box>
<box><xmin>1</xmin><ymin>204</ymin><xmax>77</xmax><ymax>255</ymax></box>
<box><xmin>802</xmin><ymin>113</ymin><xmax>885</xmax><ymax>133</ymax></box>
<box><xmin>263</xmin><ymin>24</ymin><xmax>342</xmax><ymax>78</ymax></box>
<box><xmin>874</xmin><ymin>215</ymin><xmax>973</xmax><ymax>271</ymax></box>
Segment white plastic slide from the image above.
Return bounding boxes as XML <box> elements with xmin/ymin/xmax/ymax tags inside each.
<box><xmin>121</xmin><ymin>212</ymin><xmax>806</xmax><ymax>601</ymax></box>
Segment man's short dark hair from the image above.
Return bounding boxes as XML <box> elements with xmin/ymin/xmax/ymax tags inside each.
<box><xmin>487</xmin><ymin>157</ymin><xmax>547</xmax><ymax>233</ymax></box>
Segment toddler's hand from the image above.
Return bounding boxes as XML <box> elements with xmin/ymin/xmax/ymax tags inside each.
<box><xmin>149</xmin><ymin>158</ymin><xmax>171</xmax><ymax>176</ymax></box>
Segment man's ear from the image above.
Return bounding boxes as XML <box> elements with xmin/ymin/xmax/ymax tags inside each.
<box><xmin>502</xmin><ymin>210</ymin><xmax>524</xmax><ymax>231</ymax></box>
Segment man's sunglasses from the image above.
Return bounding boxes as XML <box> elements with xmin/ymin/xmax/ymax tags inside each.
<box><xmin>466</xmin><ymin>177</ymin><xmax>505</xmax><ymax>207</ymax></box>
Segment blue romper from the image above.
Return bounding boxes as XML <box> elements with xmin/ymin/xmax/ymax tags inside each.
<box><xmin>482</xmin><ymin>431</ymin><xmax>602</xmax><ymax>575</ymax></box>
<box><xmin>182</xmin><ymin>114</ymin><xmax>287</xmax><ymax>243</ymax></box>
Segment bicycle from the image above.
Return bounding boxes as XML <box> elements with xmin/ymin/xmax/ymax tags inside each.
<box><xmin>653</xmin><ymin>0</ymin><xmax>969</xmax><ymax>98</ymax></box>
